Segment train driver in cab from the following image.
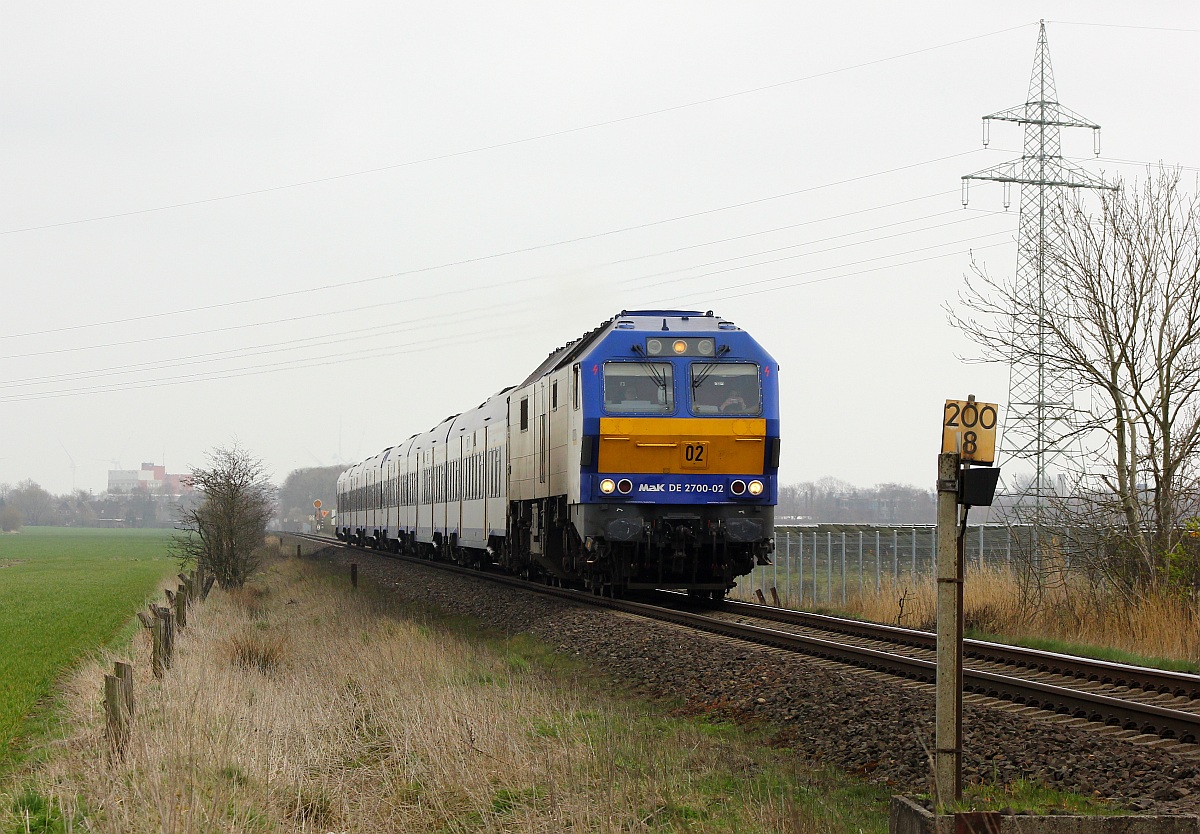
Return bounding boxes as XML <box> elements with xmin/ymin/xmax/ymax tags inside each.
<box><xmin>720</xmin><ymin>385</ymin><xmax>748</xmax><ymax>413</ymax></box>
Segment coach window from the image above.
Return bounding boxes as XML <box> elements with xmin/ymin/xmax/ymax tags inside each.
<box><xmin>551</xmin><ymin>381</ymin><xmax>558</xmax><ymax>410</ymax></box>
<box><xmin>520</xmin><ymin>397</ymin><xmax>529</xmax><ymax>431</ymax></box>
<box><xmin>602</xmin><ymin>362</ymin><xmax>673</xmax><ymax>414</ymax></box>
<box><xmin>690</xmin><ymin>362</ymin><xmax>762</xmax><ymax>415</ymax></box>
<box><xmin>573</xmin><ymin>365</ymin><xmax>580</xmax><ymax>410</ymax></box>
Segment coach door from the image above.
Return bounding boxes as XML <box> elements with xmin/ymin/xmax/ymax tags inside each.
<box><xmin>419</xmin><ymin>448</ymin><xmax>432</xmax><ymax>544</ymax></box>
<box><xmin>366</xmin><ymin>468</ymin><xmax>375</xmax><ymax>533</ymax></box>
<box><xmin>383</xmin><ymin>458</ymin><xmax>392</xmax><ymax>536</ymax></box>
<box><xmin>537</xmin><ymin>380</ymin><xmax>550</xmax><ymax>497</ymax></box>
<box><xmin>451</xmin><ymin>433</ymin><xmax>463</xmax><ymax>546</ymax></box>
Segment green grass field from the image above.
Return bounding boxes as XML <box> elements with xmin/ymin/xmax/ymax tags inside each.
<box><xmin>0</xmin><ymin>528</ymin><xmax>178</xmax><ymax>760</ymax></box>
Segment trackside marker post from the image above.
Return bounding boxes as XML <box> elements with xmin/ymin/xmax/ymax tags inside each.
<box><xmin>935</xmin><ymin>395</ymin><xmax>1001</xmax><ymax>809</ymax></box>
<box><xmin>935</xmin><ymin>451</ymin><xmax>963</xmax><ymax>806</ymax></box>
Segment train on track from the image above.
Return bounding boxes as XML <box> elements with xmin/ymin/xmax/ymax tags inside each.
<box><xmin>335</xmin><ymin>309</ymin><xmax>780</xmax><ymax>596</ymax></box>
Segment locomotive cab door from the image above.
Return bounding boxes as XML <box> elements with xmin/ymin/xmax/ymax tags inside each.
<box><xmin>538</xmin><ymin>395</ymin><xmax>549</xmax><ymax>492</ymax></box>
<box><xmin>526</xmin><ymin>381</ymin><xmax>550</xmax><ymax>554</ymax></box>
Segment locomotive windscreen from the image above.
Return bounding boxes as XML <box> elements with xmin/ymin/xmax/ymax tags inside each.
<box><xmin>602</xmin><ymin>362</ymin><xmax>673</xmax><ymax>414</ymax></box>
<box><xmin>690</xmin><ymin>362</ymin><xmax>762</xmax><ymax>415</ymax></box>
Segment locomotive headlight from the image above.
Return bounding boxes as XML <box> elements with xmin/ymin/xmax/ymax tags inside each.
<box><xmin>617</xmin><ymin>478</ymin><xmax>633</xmax><ymax>494</ymax></box>
<box><xmin>672</xmin><ymin>339</ymin><xmax>688</xmax><ymax>354</ymax></box>
<box><xmin>646</xmin><ymin>338</ymin><xmax>663</xmax><ymax>355</ymax></box>
<box><xmin>730</xmin><ymin>479</ymin><xmax>746</xmax><ymax>496</ymax></box>
<box><xmin>600</xmin><ymin>478</ymin><xmax>616</xmax><ymax>494</ymax></box>
<box><xmin>698</xmin><ymin>339</ymin><xmax>715</xmax><ymax>356</ymax></box>
<box><xmin>748</xmin><ymin>480</ymin><xmax>764</xmax><ymax>496</ymax></box>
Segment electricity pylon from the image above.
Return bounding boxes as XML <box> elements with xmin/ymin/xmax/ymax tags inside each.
<box><xmin>961</xmin><ymin>20</ymin><xmax>1115</xmax><ymax>528</ymax></box>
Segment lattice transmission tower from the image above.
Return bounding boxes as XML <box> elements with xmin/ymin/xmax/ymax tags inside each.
<box><xmin>961</xmin><ymin>20</ymin><xmax>1115</xmax><ymax>520</ymax></box>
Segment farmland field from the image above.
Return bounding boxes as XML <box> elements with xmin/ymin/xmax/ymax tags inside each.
<box><xmin>0</xmin><ymin>528</ymin><xmax>177</xmax><ymax>759</ymax></box>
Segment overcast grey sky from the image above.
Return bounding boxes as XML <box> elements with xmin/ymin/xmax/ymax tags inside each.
<box><xmin>2</xmin><ymin>2</ymin><xmax>1197</xmax><ymax>497</ymax></box>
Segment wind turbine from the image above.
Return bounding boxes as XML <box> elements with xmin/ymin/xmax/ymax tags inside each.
<box><xmin>58</xmin><ymin>442</ymin><xmax>77</xmax><ymax>492</ymax></box>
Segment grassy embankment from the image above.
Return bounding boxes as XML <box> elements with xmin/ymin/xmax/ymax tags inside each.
<box><xmin>2</xmin><ymin>544</ymin><xmax>898</xmax><ymax>834</ymax></box>
<box><xmin>0</xmin><ymin>528</ymin><xmax>178</xmax><ymax>767</ymax></box>
<box><xmin>738</xmin><ymin>563</ymin><xmax>1200</xmax><ymax>672</ymax></box>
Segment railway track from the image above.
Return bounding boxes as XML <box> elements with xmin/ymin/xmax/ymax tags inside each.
<box><xmin>289</xmin><ymin>531</ymin><xmax>1200</xmax><ymax>747</ymax></box>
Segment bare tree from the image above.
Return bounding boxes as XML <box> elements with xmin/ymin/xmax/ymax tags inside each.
<box><xmin>5</xmin><ymin>480</ymin><xmax>58</xmax><ymax>526</ymax></box>
<box><xmin>0</xmin><ymin>504</ymin><xmax>21</xmax><ymax>532</ymax></box>
<box><xmin>172</xmin><ymin>444</ymin><xmax>276</xmax><ymax>589</ymax></box>
<box><xmin>776</xmin><ymin>478</ymin><xmax>935</xmax><ymax>523</ymax></box>
<box><xmin>277</xmin><ymin>464</ymin><xmax>342</xmax><ymax>527</ymax></box>
<box><xmin>950</xmin><ymin>168</ymin><xmax>1200</xmax><ymax>591</ymax></box>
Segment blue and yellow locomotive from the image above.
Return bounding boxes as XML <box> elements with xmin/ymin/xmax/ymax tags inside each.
<box><xmin>336</xmin><ymin>309</ymin><xmax>779</xmax><ymax>596</ymax></box>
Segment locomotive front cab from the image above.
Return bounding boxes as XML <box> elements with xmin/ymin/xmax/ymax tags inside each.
<box><xmin>575</xmin><ymin>312</ymin><xmax>780</xmax><ymax>593</ymax></box>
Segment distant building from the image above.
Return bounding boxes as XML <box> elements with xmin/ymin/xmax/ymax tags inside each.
<box><xmin>107</xmin><ymin>462</ymin><xmax>193</xmax><ymax>495</ymax></box>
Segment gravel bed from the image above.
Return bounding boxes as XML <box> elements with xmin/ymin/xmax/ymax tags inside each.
<box><xmin>307</xmin><ymin>544</ymin><xmax>1200</xmax><ymax>814</ymax></box>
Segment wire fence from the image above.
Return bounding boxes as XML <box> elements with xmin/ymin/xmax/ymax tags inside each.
<box><xmin>732</xmin><ymin>524</ymin><xmax>1030</xmax><ymax>608</ymax></box>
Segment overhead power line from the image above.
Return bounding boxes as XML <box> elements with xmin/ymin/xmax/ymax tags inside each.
<box><xmin>3</xmin><ymin>292</ymin><xmax>528</xmax><ymax>361</ymax></box>
<box><xmin>668</xmin><ymin>240</ymin><xmax>1015</xmax><ymax>307</ymax></box>
<box><xmin>572</xmin><ymin>190</ymin><xmax>962</xmax><ymax>272</ymax></box>
<box><xmin>8</xmin><ymin>224</ymin><xmax>1016</xmax><ymax>397</ymax></box>
<box><xmin>1047</xmin><ymin>20</ymin><xmax>1200</xmax><ymax>33</ymax></box>
<box><xmin>627</xmin><ymin>209</ymin><xmax>1011</xmax><ymax>290</ymax></box>
<box><xmin>0</xmin><ymin>303</ymin><xmax>530</xmax><ymax>391</ymax></box>
<box><xmin>2</xmin><ymin>151</ymin><xmax>982</xmax><ymax>343</ymax></box>
<box><xmin>657</xmin><ymin>230</ymin><xmax>1017</xmax><ymax>303</ymax></box>
<box><xmin>0</xmin><ymin>327</ymin><xmax>528</xmax><ymax>404</ymax></box>
<box><xmin>7</xmin><ymin>200</ymin><xmax>1010</xmax><ymax>362</ymax></box>
<box><xmin>1093</xmin><ymin>156</ymin><xmax>1200</xmax><ymax>173</ymax></box>
<box><xmin>0</xmin><ymin>23</ymin><xmax>1030</xmax><ymax>240</ymax></box>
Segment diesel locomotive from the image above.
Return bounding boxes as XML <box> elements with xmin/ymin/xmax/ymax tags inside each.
<box><xmin>336</xmin><ymin>309</ymin><xmax>779</xmax><ymax>596</ymax></box>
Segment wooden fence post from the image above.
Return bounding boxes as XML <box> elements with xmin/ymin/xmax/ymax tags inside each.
<box><xmin>351</xmin><ymin>563</ymin><xmax>358</xmax><ymax>588</ymax></box>
<box><xmin>152</xmin><ymin>605</ymin><xmax>174</xmax><ymax>673</ymax></box>
<box><xmin>175</xmin><ymin>585</ymin><xmax>187</xmax><ymax>628</ymax></box>
<box><xmin>151</xmin><ymin>612</ymin><xmax>166</xmax><ymax>678</ymax></box>
<box><xmin>104</xmin><ymin>675</ymin><xmax>129</xmax><ymax>757</ymax></box>
<box><xmin>114</xmin><ymin>661</ymin><xmax>134</xmax><ymax>717</ymax></box>
<box><xmin>161</xmin><ymin>606</ymin><xmax>175</xmax><ymax>662</ymax></box>
<box><xmin>296</xmin><ymin>543</ymin><xmax>302</xmax><ymax>559</ymax></box>
<box><xmin>769</xmin><ymin>586</ymin><xmax>781</xmax><ymax>607</ymax></box>
<box><xmin>200</xmin><ymin>575</ymin><xmax>216</xmax><ymax>601</ymax></box>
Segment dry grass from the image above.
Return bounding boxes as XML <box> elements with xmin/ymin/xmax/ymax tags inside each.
<box><xmin>833</xmin><ymin>564</ymin><xmax>1200</xmax><ymax>664</ymax></box>
<box><xmin>0</xmin><ymin>548</ymin><xmax>886</xmax><ymax>833</ymax></box>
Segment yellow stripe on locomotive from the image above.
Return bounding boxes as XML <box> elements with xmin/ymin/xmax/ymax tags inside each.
<box><xmin>597</xmin><ymin>417</ymin><xmax>766</xmax><ymax>475</ymax></box>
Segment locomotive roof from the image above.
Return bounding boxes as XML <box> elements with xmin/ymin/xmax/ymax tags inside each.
<box><xmin>517</xmin><ymin>310</ymin><xmax>736</xmax><ymax>388</ymax></box>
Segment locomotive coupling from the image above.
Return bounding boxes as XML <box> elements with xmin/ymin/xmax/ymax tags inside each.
<box><xmin>756</xmin><ymin>535</ymin><xmax>775</xmax><ymax>566</ymax></box>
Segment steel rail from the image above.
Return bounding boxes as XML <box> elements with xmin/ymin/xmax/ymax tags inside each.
<box><xmin>679</xmin><ymin>595</ymin><xmax>1200</xmax><ymax>699</ymax></box>
<box><xmin>291</xmin><ymin>533</ymin><xmax>1200</xmax><ymax>744</ymax></box>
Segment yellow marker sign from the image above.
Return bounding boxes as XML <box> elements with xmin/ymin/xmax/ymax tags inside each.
<box><xmin>942</xmin><ymin>399</ymin><xmax>999</xmax><ymax>464</ymax></box>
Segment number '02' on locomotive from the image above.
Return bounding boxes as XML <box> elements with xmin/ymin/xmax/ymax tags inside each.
<box><xmin>335</xmin><ymin>310</ymin><xmax>780</xmax><ymax>597</ymax></box>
